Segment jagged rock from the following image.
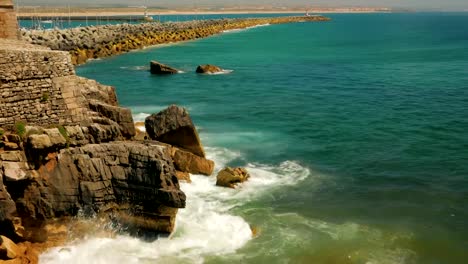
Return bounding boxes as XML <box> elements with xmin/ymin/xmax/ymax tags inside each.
<box><xmin>175</xmin><ymin>171</ymin><xmax>191</xmax><ymax>183</ymax></box>
<box><xmin>11</xmin><ymin>142</ymin><xmax>186</xmax><ymax>237</ymax></box>
<box><xmin>0</xmin><ymin>175</ymin><xmax>17</xmax><ymax>240</ymax></box>
<box><xmin>4</xmin><ymin>142</ymin><xmax>19</xmax><ymax>151</ymax></box>
<box><xmin>44</xmin><ymin>128</ymin><xmax>67</xmax><ymax>148</ymax></box>
<box><xmin>2</xmin><ymin>161</ymin><xmax>30</xmax><ymax>181</ymax></box>
<box><xmin>88</xmin><ymin>102</ymin><xmax>135</xmax><ymax>138</ymax></box>
<box><xmin>196</xmin><ymin>64</ymin><xmax>223</xmax><ymax>74</ymax></box>
<box><xmin>0</xmin><ymin>152</ymin><xmax>25</xmax><ymax>162</ymax></box>
<box><xmin>145</xmin><ymin>105</ymin><xmax>206</xmax><ymax>157</ymax></box>
<box><xmin>64</xmin><ymin>126</ymin><xmax>87</xmax><ymax>146</ymax></box>
<box><xmin>172</xmin><ymin>148</ymin><xmax>214</xmax><ymax>176</ymax></box>
<box><xmin>27</xmin><ymin>134</ymin><xmax>52</xmax><ymax>150</ymax></box>
<box><xmin>0</xmin><ymin>235</ymin><xmax>20</xmax><ymax>260</ymax></box>
<box><xmin>150</xmin><ymin>61</ymin><xmax>179</xmax><ymax>74</ymax></box>
<box><xmin>216</xmin><ymin>167</ymin><xmax>250</xmax><ymax>188</ymax></box>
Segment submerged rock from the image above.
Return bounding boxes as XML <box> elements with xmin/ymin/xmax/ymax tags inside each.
<box><xmin>145</xmin><ymin>105</ymin><xmax>206</xmax><ymax>158</ymax></box>
<box><xmin>150</xmin><ymin>60</ymin><xmax>179</xmax><ymax>74</ymax></box>
<box><xmin>196</xmin><ymin>64</ymin><xmax>223</xmax><ymax>74</ymax></box>
<box><xmin>216</xmin><ymin>167</ymin><xmax>250</xmax><ymax>188</ymax></box>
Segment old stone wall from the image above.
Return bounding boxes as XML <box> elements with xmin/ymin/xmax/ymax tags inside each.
<box><xmin>0</xmin><ymin>0</ymin><xmax>18</xmax><ymax>39</ymax></box>
<box><xmin>0</xmin><ymin>40</ymin><xmax>75</xmax><ymax>126</ymax></box>
<box><xmin>0</xmin><ymin>39</ymin><xmax>134</xmax><ymax>131</ymax></box>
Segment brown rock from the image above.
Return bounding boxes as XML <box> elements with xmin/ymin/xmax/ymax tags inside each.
<box><xmin>216</xmin><ymin>167</ymin><xmax>250</xmax><ymax>188</ymax></box>
<box><xmin>27</xmin><ymin>134</ymin><xmax>52</xmax><ymax>150</ymax></box>
<box><xmin>145</xmin><ymin>105</ymin><xmax>206</xmax><ymax>157</ymax></box>
<box><xmin>89</xmin><ymin>102</ymin><xmax>135</xmax><ymax>139</ymax></box>
<box><xmin>0</xmin><ymin>235</ymin><xmax>20</xmax><ymax>260</ymax></box>
<box><xmin>150</xmin><ymin>60</ymin><xmax>179</xmax><ymax>74</ymax></box>
<box><xmin>172</xmin><ymin>148</ymin><xmax>214</xmax><ymax>176</ymax></box>
<box><xmin>175</xmin><ymin>171</ymin><xmax>191</xmax><ymax>183</ymax></box>
<box><xmin>196</xmin><ymin>64</ymin><xmax>223</xmax><ymax>74</ymax></box>
<box><xmin>4</xmin><ymin>142</ymin><xmax>19</xmax><ymax>151</ymax></box>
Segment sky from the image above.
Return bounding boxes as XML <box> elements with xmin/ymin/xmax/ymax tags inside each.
<box><xmin>16</xmin><ymin>0</ymin><xmax>468</xmax><ymax>11</ymax></box>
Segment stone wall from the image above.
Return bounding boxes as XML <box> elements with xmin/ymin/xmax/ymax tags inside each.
<box><xmin>0</xmin><ymin>0</ymin><xmax>18</xmax><ymax>39</ymax></box>
<box><xmin>0</xmin><ymin>39</ymin><xmax>134</xmax><ymax>131</ymax></box>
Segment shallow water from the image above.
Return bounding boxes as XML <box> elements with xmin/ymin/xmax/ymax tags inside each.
<box><xmin>42</xmin><ymin>13</ymin><xmax>468</xmax><ymax>263</ymax></box>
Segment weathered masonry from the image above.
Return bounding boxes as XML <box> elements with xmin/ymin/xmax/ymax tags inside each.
<box><xmin>0</xmin><ymin>0</ymin><xmax>18</xmax><ymax>39</ymax></box>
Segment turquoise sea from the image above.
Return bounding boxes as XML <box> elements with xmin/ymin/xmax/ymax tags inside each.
<box><xmin>42</xmin><ymin>13</ymin><xmax>468</xmax><ymax>264</ymax></box>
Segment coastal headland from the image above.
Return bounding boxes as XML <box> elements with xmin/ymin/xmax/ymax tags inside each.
<box><xmin>21</xmin><ymin>16</ymin><xmax>330</xmax><ymax>65</ymax></box>
<box><xmin>0</xmin><ymin>3</ymin><xmax>331</xmax><ymax>262</ymax></box>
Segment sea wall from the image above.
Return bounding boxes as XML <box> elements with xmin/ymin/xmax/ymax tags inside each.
<box><xmin>0</xmin><ymin>0</ymin><xmax>18</xmax><ymax>39</ymax></box>
<box><xmin>21</xmin><ymin>16</ymin><xmax>330</xmax><ymax>64</ymax></box>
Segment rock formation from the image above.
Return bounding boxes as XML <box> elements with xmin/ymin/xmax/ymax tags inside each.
<box><xmin>145</xmin><ymin>105</ymin><xmax>214</xmax><ymax>176</ymax></box>
<box><xmin>0</xmin><ymin>39</ymin><xmax>194</xmax><ymax>262</ymax></box>
<box><xmin>216</xmin><ymin>167</ymin><xmax>250</xmax><ymax>188</ymax></box>
<box><xmin>150</xmin><ymin>60</ymin><xmax>179</xmax><ymax>74</ymax></box>
<box><xmin>196</xmin><ymin>64</ymin><xmax>223</xmax><ymax>74</ymax></box>
<box><xmin>145</xmin><ymin>105</ymin><xmax>205</xmax><ymax>158</ymax></box>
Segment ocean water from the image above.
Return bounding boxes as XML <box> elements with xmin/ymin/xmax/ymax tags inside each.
<box><xmin>41</xmin><ymin>13</ymin><xmax>468</xmax><ymax>264</ymax></box>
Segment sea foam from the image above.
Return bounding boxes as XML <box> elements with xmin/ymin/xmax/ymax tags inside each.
<box><xmin>39</xmin><ymin>147</ymin><xmax>311</xmax><ymax>263</ymax></box>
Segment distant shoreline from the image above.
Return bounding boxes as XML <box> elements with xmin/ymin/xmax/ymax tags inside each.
<box><xmin>17</xmin><ymin>8</ymin><xmax>392</xmax><ymax>18</ymax></box>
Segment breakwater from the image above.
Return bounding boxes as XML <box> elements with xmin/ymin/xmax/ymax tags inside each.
<box><xmin>21</xmin><ymin>16</ymin><xmax>330</xmax><ymax>65</ymax></box>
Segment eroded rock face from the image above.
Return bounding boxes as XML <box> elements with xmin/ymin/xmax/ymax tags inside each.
<box><xmin>145</xmin><ymin>105</ymin><xmax>206</xmax><ymax>158</ymax></box>
<box><xmin>196</xmin><ymin>64</ymin><xmax>223</xmax><ymax>74</ymax></box>
<box><xmin>0</xmin><ymin>141</ymin><xmax>185</xmax><ymax>241</ymax></box>
<box><xmin>172</xmin><ymin>148</ymin><xmax>214</xmax><ymax>176</ymax></box>
<box><xmin>216</xmin><ymin>167</ymin><xmax>250</xmax><ymax>188</ymax></box>
<box><xmin>150</xmin><ymin>61</ymin><xmax>179</xmax><ymax>75</ymax></box>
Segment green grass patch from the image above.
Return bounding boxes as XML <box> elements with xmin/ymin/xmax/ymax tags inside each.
<box><xmin>15</xmin><ymin>121</ymin><xmax>26</xmax><ymax>139</ymax></box>
<box><xmin>40</xmin><ymin>92</ymin><xmax>50</xmax><ymax>102</ymax></box>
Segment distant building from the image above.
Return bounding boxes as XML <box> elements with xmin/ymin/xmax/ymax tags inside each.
<box><xmin>0</xmin><ymin>0</ymin><xmax>19</xmax><ymax>39</ymax></box>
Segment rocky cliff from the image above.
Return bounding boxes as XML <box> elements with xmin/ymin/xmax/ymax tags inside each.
<box><xmin>0</xmin><ymin>39</ymin><xmax>203</xmax><ymax>262</ymax></box>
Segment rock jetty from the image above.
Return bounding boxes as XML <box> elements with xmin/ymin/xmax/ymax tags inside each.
<box><xmin>20</xmin><ymin>16</ymin><xmax>330</xmax><ymax>65</ymax></box>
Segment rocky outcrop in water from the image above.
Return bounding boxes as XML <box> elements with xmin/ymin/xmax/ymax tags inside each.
<box><xmin>150</xmin><ymin>60</ymin><xmax>179</xmax><ymax>74</ymax></box>
<box><xmin>20</xmin><ymin>16</ymin><xmax>331</xmax><ymax>65</ymax></box>
<box><xmin>145</xmin><ymin>105</ymin><xmax>205</xmax><ymax>158</ymax></box>
<box><xmin>196</xmin><ymin>64</ymin><xmax>223</xmax><ymax>74</ymax></box>
<box><xmin>216</xmin><ymin>167</ymin><xmax>250</xmax><ymax>188</ymax></box>
<box><xmin>145</xmin><ymin>105</ymin><xmax>215</xmax><ymax>176</ymax></box>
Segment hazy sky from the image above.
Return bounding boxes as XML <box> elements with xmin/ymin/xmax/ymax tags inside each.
<box><xmin>16</xmin><ymin>1</ymin><xmax>468</xmax><ymax>11</ymax></box>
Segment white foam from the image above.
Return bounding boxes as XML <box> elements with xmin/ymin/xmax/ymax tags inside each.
<box><xmin>204</xmin><ymin>69</ymin><xmax>234</xmax><ymax>75</ymax></box>
<box><xmin>222</xmin><ymin>23</ymin><xmax>270</xmax><ymax>33</ymax></box>
<box><xmin>132</xmin><ymin>112</ymin><xmax>151</xmax><ymax>122</ymax></box>
<box><xmin>40</xmin><ymin>147</ymin><xmax>312</xmax><ymax>263</ymax></box>
<box><xmin>135</xmin><ymin>125</ymin><xmax>146</xmax><ymax>132</ymax></box>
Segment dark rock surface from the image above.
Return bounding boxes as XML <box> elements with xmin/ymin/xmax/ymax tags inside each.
<box><xmin>196</xmin><ymin>64</ymin><xmax>223</xmax><ymax>74</ymax></box>
<box><xmin>145</xmin><ymin>105</ymin><xmax>206</xmax><ymax>158</ymax></box>
<box><xmin>0</xmin><ymin>141</ymin><xmax>186</xmax><ymax>241</ymax></box>
<box><xmin>150</xmin><ymin>60</ymin><xmax>179</xmax><ymax>74</ymax></box>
